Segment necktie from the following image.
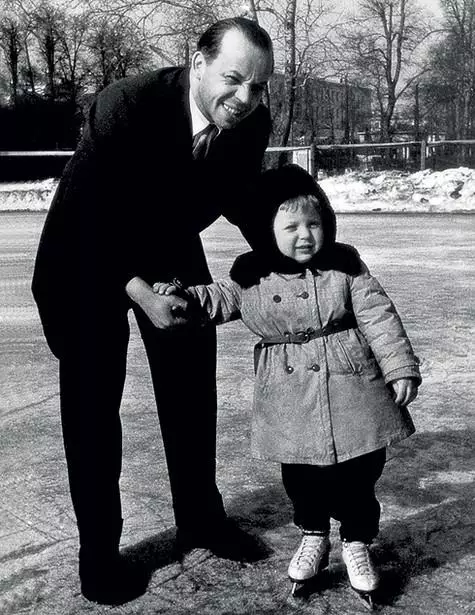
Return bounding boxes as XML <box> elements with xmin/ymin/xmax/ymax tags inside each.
<box><xmin>192</xmin><ymin>124</ymin><xmax>219</xmax><ymax>160</ymax></box>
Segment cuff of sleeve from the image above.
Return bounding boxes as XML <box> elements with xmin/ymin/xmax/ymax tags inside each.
<box><xmin>384</xmin><ymin>365</ymin><xmax>422</xmax><ymax>385</ymax></box>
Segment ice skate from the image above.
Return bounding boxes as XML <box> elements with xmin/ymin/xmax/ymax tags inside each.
<box><xmin>342</xmin><ymin>540</ymin><xmax>378</xmax><ymax>610</ymax></box>
<box><xmin>288</xmin><ymin>531</ymin><xmax>330</xmax><ymax>596</ymax></box>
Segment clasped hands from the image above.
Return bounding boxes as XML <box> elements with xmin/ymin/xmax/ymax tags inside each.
<box><xmin>125</xmin><ymin>277</ymin><xmax>190</xmax><ymax>329</ymax></box>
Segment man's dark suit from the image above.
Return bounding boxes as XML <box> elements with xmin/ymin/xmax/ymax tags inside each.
<box><xmin>32</xmin><ymin>67</ymin><xmax>271</xmax><ymax>556</ymax></box>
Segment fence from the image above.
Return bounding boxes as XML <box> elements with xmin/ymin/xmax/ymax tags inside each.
<box><xmin>1</xmin><ymin>140</ymin><xmax>474</xmax><ymax>181</ymax></box>
<box><xmin>0</xmin><ymin>150</ymin><xmax>73</xmax><ymax>181</ymax></box>
<box><xmin>318</xmin><ymin>140</ymin><xmax>475</xmax><ymax>175</ymax></box>
<box><xmin>266</xmin><ymin>140</ymin><xmax>475</xmax><ymax>177</ymax></box>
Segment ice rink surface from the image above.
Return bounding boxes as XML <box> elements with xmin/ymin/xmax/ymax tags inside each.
<box><xmin>0</xmin><ymin>212</ymin><xmax>473</xmax><ymax>614</ymax></box>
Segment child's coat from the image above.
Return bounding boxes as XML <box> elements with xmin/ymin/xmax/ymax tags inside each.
<box><xmin>189</xmin><ymin>250</ymin><xmax>420</xmax><ymax>465</ymax></box>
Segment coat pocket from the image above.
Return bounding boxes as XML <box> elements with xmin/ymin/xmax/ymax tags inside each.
<box><xmin>335</xmin><ymin>335</ymin><xmax>358</xmax><ymax>374</ymax></box>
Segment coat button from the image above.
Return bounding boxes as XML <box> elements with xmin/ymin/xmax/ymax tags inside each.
<box><xmin>273</xmin><ymin>295</ymin><xmax>282</xmax><ymax>303</ymax></box>
<box><xmin>311</xmin><ymin>364</ymin><xmax>320</xmax><ymax>372</ymax></box>
<box><xmin>298</xmin><ymin>291</ymin><xmax>309</xmax><ymax>299</ymax></box>
<box><xmin>286</xmin><ymin>366</ymin><xmax>294</xmax><ymax>374</ymax></box>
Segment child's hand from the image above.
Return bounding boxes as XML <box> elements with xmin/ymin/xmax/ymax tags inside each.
<box><xmin>390</xmin><ymin>378</ymin><xmax>419</xmax><ymax>406</ymax></box>
<box><xmin>152</xmin><ymin>280</ymin><xmax>202</xmax><ymax>323</ymax></box>
<box><xmin>153</xmin><ymin>282</ymin><xmax>180</xmax><ymax>296</ymax></box>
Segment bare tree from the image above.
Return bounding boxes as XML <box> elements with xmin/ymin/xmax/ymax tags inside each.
<box><xmin>0</xmin><ymin>14</ymin><xmax>22</xmax><ymax>104</ymax></box>
<box><xmin>250</xmin><ymin>0</ymin><xmax>337</xmax><ymax>147</ymax></box>
<box><xmin>339</xmin><ymin>0</ymin><xmax>434</xmax><ymax>142</ymax></box>
<box><xmin>56</xmin><ymin>11</ymin><xmax>90</xmax><ymax>105</ymax></box>
<box><xmin>27</xmin><ymin>1</ymin><xmax>65</xmax><ymax>100</ymax></box>
<box><xmin>427</xmin><ymin>0</ymin><xmax>475</xmax><ymax>139</ymax></box>
<box><xmin>81</xmin><ymin>0</ymin><xmax>234</xmax><ymax>66</ymax></box>
<box><xmin>86</xmin><ymin>15</ymin><xmax>151</xmax><ymax>90</ymax></box>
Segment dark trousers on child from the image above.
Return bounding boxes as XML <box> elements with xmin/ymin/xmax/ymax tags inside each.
<box><xmin>281</xmin><ymin>448</ymin><xmax>386</xmax><ymax>543</ymax></box>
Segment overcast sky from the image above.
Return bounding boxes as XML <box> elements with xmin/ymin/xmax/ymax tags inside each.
<box><xmin>341</xmin><ymin>0</ymin><xmax>442</xmax><ymax>17</ymax></box>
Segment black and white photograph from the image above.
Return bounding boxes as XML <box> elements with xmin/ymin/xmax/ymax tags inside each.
<box><xmin>0</xmin><ymin>0</ymin><xmax>473</xmax><ymax>613</ymax></box>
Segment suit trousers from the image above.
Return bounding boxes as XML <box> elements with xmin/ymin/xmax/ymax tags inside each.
<box><xmin>281</xmin><ymin>448</ymin><xmax>386</xmax><ymax>543</ymax></box>
<box><xmin>59</xmin><ymin>303</ymin><xmax>225</xmax><ymax>556</ymax></box>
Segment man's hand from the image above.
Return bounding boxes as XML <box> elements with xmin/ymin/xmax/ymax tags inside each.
<box><xmin>390</xmin><ymin>378</ymin><xmax>419</xmax><ymax>406</ymax></box>
<box><xmin>125</xmin><ymin>276</ymin><xmax>189</xmax><ymax>329</ymax></box>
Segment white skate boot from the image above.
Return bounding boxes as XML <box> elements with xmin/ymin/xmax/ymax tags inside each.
<box><xmin>342</xmin><ymin>540</ymin><xmax>379</xmax><ymax>610</ymax></box>
<box><xmin>288</xmin><ymin>532</ymin><xmax>330</xmax><ymax>596</ymax></box>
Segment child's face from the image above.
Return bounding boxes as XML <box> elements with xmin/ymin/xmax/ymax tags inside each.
<box><xmin>272</xmin><ymin>206</ymin><xmax>324</xmax><ymax>263</ymax></box>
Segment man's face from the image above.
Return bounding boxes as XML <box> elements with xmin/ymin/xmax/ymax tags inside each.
<box><xmin>191</xmin><ymin>28</ymin><xmax>273</xmax><ymax>130</ymax></box>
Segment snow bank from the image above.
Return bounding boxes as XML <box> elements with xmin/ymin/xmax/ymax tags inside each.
<box><xmin>0</xmin><ymin>168</ymin><xmax>474</xmax><ymax>213</ymax></box>
<box><xmin>0</xmin><ymin>179</ymin><xmax>58</xmax><ymax>211</ymax></box>
<box><xmin>318</xmin><ymin>167</ymin><xmax>475</xmax><ymax>213</ymax></box>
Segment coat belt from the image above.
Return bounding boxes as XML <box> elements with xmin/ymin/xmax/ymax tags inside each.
<box><xmin>256</xmin><ymin>315</ymin><xmax>357</xmax><ymax>348</ymax></box>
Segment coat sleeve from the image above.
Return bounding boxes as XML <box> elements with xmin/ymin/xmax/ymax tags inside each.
<box><xmin>34</xmin><ymin>78</ymin><xmax>140</xmax><ymax>291</ymax></box>
<box><xmin>68</xmin><ymin>81</ymin><xmax>139</xmax><ymax>287</ymax></box>
<box><xmin>31</xmin><ymin>80</ymin><xmax>136</xmax><ymax>357</ymax></box>
<box><xmin>349</xmin><ymin>264</ymin><xmax>421</xmax><ymax>385</ymax></box>
<box><xmin>188</xmin><ymin>280</ymin><xmax>243</xmax><ymax>325</ymax></box>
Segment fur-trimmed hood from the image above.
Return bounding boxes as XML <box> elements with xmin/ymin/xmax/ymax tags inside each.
<box><xmin>231</xmin><ymin>164</ymin><xmax>364</xmax><ymax>288</ymax></box>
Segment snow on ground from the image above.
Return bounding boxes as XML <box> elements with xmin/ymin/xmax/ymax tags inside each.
<box><xmin>0</xmin><ymin>178</ymin><xmax>57</xmax><ymax>212</ymax></box>
<box><xmin>318</xmin><ymin>166</ymin><xmax>475</xmax><ymax>213</ymax></box>
<box><xmin>0</xmin><ymin>167</ymin><xmax>474</xmax><ymax>212</ymax></box>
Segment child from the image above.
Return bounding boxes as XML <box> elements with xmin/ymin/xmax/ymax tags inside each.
<box><xmin>154</xmin><ymin>164</ymin><xmax>421</xmax><ymax>606</ymax></box>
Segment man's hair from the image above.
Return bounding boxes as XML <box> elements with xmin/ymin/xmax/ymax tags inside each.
<box><xmin>197</xmin><ymin>17</ymin><xmax>274</xmax><ymax>68</ymax></box>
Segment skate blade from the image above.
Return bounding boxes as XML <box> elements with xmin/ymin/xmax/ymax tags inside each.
<box><xmin>354</xmin><ymin>590</ymin><xmax>375</xmax><ymax>611</ymax></box>
<box><xmin>289</xmin><ymin>577</ymin><xmax>314</xmax><ymax>598</ymax></box>
<box><xmin>289</xmin><ymin>571</ymin><xmax>328</xmax><ymax>599</ymax></box>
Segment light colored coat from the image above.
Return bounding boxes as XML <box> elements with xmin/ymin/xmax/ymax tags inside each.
<box><xmin>191</xmin><ymin>259</ymin><xmax>421</xmax><ymax>465</ymax></box>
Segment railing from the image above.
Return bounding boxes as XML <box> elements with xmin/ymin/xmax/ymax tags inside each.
<box><xmin>1</xmin><ymin>140</ymin><xmax>474</xmax><ymax>181</ymax></box>
<box><xmin>312</xmin><ymin>140</ymin><xmax>475</xmax><ymax>176</ymax></box>
<box><xmin>0</xmin><ymin>150</ymin><xmax>74</xmax><ymax>157</ymax></box>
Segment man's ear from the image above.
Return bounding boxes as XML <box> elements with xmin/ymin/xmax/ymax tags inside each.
<box><xmin>191</xmin><ymin>51</ymin><xmax>206</xmax><ymax>79</ymax></box>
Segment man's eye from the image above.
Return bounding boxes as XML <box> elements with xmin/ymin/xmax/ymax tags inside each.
<box><xmin>224</xmin><ymin>75</ymin><xmax>240</xmax><ymax>84</ymax></box>
<box><xmin>309</xmin><ymin>222</ymin><xmax>320</xmax><ymax>228</ymax></box>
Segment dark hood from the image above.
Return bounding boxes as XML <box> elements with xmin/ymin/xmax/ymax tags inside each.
<box><xmin>231</xmin><ymin>164</ymin><xmax>363</xmax><ymax>288</ymax></box>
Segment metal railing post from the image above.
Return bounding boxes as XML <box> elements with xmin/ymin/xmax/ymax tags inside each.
<box><xmin>310</xmin><ymin>143</ymin><xmax>317</xmax><ymax>180</ymax></box>
<box><xmin>420</xmin><ymin>140</ymin><xmax>426</xmax><ymax>171</ymax></box>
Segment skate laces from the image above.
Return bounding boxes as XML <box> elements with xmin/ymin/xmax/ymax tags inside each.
<box><xmin>344</xmin><ymin>541</ymin><xmax>375</xmax><ymax>576</ymax></box>
<box><xmin>295</xmin><ymin>533</ymin><xmax>328</xmax><ymax>567</ymax></box>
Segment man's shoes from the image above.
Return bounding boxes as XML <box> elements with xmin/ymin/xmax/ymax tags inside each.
<box><xmin>175</xmin><ymin>519</ymin><xmax>269</xmax><ymax>563</ymax></box>
<box><xmin>79</xmin><ymin>551</ymin><xmax>149</xmax><ymax>605</ymax></box>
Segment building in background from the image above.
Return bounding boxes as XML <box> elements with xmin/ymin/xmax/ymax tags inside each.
<box><xmin>269</xmin><ymin>73</ymin><xmax>372</xmax><ymax>145</ymax></box>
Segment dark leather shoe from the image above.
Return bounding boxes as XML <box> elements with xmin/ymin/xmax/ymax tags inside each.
<box><xmin>79</xmin><ymin>552</ymin><xmax>149</xmax><ymax>605</ymax></box>
<box><xmin>176</xmin><ymin>519</ymin><xmax>270</xmax><ymax>563</ymax></box>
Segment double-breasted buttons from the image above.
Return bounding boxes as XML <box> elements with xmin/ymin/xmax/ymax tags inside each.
<box><xmin>297</xmin><ymin>291</ymin><xmax>309</xmax><ymax>299</ymax></box>
<box><xmin>286</xmin><ymin>366</ymin><xmax>294</xmax><ymax>374</ymax></box>
<box><xmin>273</xmin><ymin>295</ymin><xmax>282</xmax><ymax>303</ymax></box>
<box><xmin>310</xmin><ymin>364</ymin><xmax>320</xmax><ymax>372</ymax></box>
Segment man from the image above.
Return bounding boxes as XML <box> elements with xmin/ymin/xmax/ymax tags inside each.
<box><xmin>32</xmin><ymin>17</ymin><xmax>273</xmax><ymax>605</ymax></box>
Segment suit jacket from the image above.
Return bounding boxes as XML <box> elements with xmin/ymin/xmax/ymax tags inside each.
<box><xmin>32</xmin><ymin>67</ymin><xmax>271</xmax><ymax>356</ymax></box>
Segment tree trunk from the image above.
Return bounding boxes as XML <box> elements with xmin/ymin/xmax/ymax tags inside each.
<box><xmin>279</xmin><ymin>0</ymin><xmax>297</xmax><ymax>161</ymax></box>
